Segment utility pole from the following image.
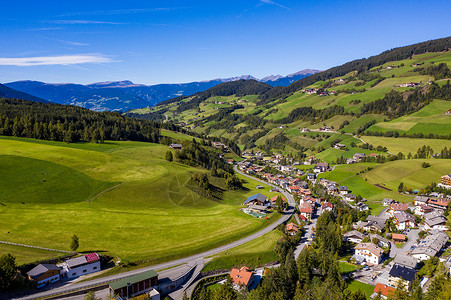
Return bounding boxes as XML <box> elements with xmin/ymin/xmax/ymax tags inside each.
<box><xmin>150</xmin><ymin>150</ymin><xmax>152</xmax><ymax>157</ymax></box>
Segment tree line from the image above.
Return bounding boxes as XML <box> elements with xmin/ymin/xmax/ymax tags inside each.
<box><xmin>257</xmin><ymin>37</ymin><xmax>451</xmax><ymax>105</ymax></box>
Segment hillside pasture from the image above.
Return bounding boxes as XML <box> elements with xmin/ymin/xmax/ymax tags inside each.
<box><xmin>0</xmin><ymin>137</ymin><xmax>280</xmax><ymax>264</ymax></box>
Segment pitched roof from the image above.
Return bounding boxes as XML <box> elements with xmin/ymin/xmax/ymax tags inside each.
<box><xmin>394</xmin><ymin>211</ymin><xmax>415</xmax><ymax>223</ymax></box>
<box><xmin>373</xmin><ymin>283</ymin><xmax>395</xmax><ymax>297</ymax></box>
<box><xmin>286</xmin><ymin>223</ymin><xmax>299</xmax><ymax>232</ymax></box>
<box><xmin>230</xmin><ymin>267</ymin><xmax>253</xmax><ymax>286</ymax></box>
<box><xmin>66</xmin><ymin>252</ymin><xmax>100</xmax><ymax>268</ymax></box>
<box><xmin>109</xmin><ymin>270</ymin><xmax>158</xmax><ymax>290</ymax></box>
<box><xmin>389</xmin><ymin>265</ymin><xmax>416</xmax><ymax>282</ymax></box>
<box><xmin>392</xmin><ymin>233</ymin><xmax>406</xmax><ymax>241</ymax></box>
<box><xmin>344</xmin><ymin>230</ymin><xmax>365</xmax><ymax>239</ymax></box>
<box><xmin>27</xmin><ymin>264</ymin><xmax>61</xmax><ymax>278</ymax></box>
<box><xmin>393</xmin><ymin>254</ymin><xmax>417</xmax><ymax>269</ymax></box>
<box><xmin>244</xmin><ymin>193</ymin><xmax>267</xmax><ymax>205</ymax></box>
<box><xmin>391</xmin><ymin>203</ymin><xmax>408</xmax><ymax>211</ymax></box>
<box><xmin>354</xmin><ymin>242</ymin><xmax>383</xmax><ymax>257</ymax></box>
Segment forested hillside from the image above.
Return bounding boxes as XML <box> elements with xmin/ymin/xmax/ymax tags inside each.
<box><xmin>127</xmin><ymin>37</ymin><xmax>451</xmax><ymax>161</ymax></box>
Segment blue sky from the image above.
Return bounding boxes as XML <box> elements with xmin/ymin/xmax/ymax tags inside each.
<box><xmin>0</xmin><ymin>0</ymin><xmax>450</xmax><ymax>85</ymax></box>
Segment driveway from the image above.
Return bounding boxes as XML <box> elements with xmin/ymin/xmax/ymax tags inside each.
<box><xmin>389</xmin><ymin>228</ymin><xmax>420</xmax><ymax>258</ymax></box>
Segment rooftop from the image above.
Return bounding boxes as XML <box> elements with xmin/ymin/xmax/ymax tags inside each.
<box><xmin>109</xmin><ymin>270</ymin><xmax>158</xmax><ymax>290</ymax></box>
<box><xmin>230</xmin><ymin>266</ymin><xmax>253</xmax><ymax>286</ymax></box>
<box><xmin>27</xmin><ymin>264</ymin><xmax>61</xmax><ymax>278</ymax></box>
<box><xmin>389</xmin><ymin>264</ymin><xmax>417</xmax><ymax>282</ymax></box>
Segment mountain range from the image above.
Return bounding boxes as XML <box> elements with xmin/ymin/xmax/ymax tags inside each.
<box><xmin>3</xmin><ymin>69</ymin><xmax>320</xmax><ymax>112</ymax></box>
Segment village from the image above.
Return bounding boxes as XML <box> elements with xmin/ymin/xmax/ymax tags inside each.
<box><xmin>234</xmin><ymin>150</ymin><xmax>451</xmax><ymax>299</ymax></box>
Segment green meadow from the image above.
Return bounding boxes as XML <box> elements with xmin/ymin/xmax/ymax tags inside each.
<box><xmin>0</xmin><ymin>136</ymin><xmax>280</xmax><ymax>265</ymax></box>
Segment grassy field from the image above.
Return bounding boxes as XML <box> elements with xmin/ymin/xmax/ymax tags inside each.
<box><xmin>339</xmin><ymin>261</ymin><xmax>361</xmax><ymax>274</ymax></box>
<box><xmin>0</xmin><ymin>136</ymin><xmax>280</xmax><ymax>264</ymax></box>
<box><xmin>202</xmin><ymin>230</ymin><xmax>282</xmax><ymax>272</ymax></box>
<box><xmin>368</xmin><ymin>100</ymin><xmax>451</xmax><ymax>135</ymax></box>
<box><xmin>346</xmin><ymin>280</ymin><xmax>375</xmax><ymax>299</ymax></box>
<box><xmin>0</xmin><ymin>244</ymin><xmax>68</xmax><ymax>266</ymax></box>
<box><xmin>361</xmin><ymin>136</ymin><xmax>451</xmax><ymax>155</ymax></box>
<box><xmin>361</xmin><ymin>159</ymin><xmax>451</xmax><ymax>191</ymax></box>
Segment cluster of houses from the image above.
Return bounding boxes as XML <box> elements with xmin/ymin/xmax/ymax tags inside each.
<box><xmin>26</xmin><ymin>253</ymin><xmax>101</xmax><ymax>288</ymax></box>
<box><xmin>301</xmin><ymin>88</ymin><xmax>336</xmax><ymax>96</ymax></box>
<box><xmin>340</xmin><ymin>193</ymin><xmax>450</xmax><ymax>295</ymax></box>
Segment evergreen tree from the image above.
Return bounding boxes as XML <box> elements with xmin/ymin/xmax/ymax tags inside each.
<box><xmin>70</xmin><ymin>234</ymin><xmax>79</xmax><ymax>252</ymax></box>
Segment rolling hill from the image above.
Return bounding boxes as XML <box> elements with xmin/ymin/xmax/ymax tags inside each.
<box><xmin>127</xmin><ymin>37</ymin><xmax>451</xmax><ymax>163</ymax></box>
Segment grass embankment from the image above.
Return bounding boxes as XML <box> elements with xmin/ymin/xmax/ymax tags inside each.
<box><xmin>346</xmin><ymin>280</ymin><xmax>375</xmax><ymax>299</ymax></box>
<box><xmin>0</xmin><ymin>136</ymin><xmax>280</xmax><ymax>265</ymax></box>
<box><xmin>202</xmin><ymin>230</ymin><xmax>282</xmax><ymax>272</ymax></box>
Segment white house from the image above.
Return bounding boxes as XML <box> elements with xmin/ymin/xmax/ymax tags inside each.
<box><xmin>424</xmin><ymin>215</ymin><xmax>448</xmax><ymax>231</ymax></box>
<box><xmin>62</xmin><ymin>253</ymin><xmax>101</xmax><ymax>279</ymax></box>
<box><xmin>354</xmin><ymin>242</ymin><xmax>384</xmax><ymax>265</ymax></box>
<box><xmin>393</xmin><ymin>211</ymin><xmax>416</xmax><ymax>230</ymax></box>
<box><xmin>410</xmin><ymin>230</ymin><xmax>449</xmax><ymax>261</ymax></box>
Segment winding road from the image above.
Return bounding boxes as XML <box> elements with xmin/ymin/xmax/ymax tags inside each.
<box><xmin>18</xmin><ymin>165</ymin><xmax>294</xmax><ymax>300</ymax></box>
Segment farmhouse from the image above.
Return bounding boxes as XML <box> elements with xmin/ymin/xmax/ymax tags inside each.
<box><xmin>364</xmin><ymin>216</ymin><xmax>386</xmax><ymax>232</ymax></box>
<box><xmin>388</xmin><ymin>265</ymin><xmax>417</xmax><ymax>291</ymax></box>
<box><xmin>243</xmin><ymin>193</ymin><xmax>267</xmax><ymax>206</ymax></box>
<box><xmin>313</xmin><ymin>162</ymin><xmax>329</xmax><ymax>173</ymax></box>
<box><xmin>354</xmin><ymin>242</ymin><xmax>384</xmax><ymax>265</ymax></box>
<box><xmin>62</xmin><ymin>252</ymin><xmax>100</xmax><ymax>279</ymax></box>
<box><xmin>229</xmin><ymin>267</ymin><xmax>254</xmax><ymax>290</ymax></box>
<box><xmin>109</xmin><ymin>269</ymin><xmax>159</xmax><ymax>299</ymax></box>
<box><xmin>169</xmin><ymin>143</ymin><xmax>183</xmax><ymax>150</ymax></box>
<box><xmin>286</xmin><ymin>223</ymin><xmax>300</xmax><ymax>236</ymax></box>
<box><xmin>322</xmin><ymin>202</ymin><xmax>333</xmax><ymax>211</ymax></box>
<box><xmin>414</xmin><ymin>204</ymin><xmax>433</xmax><ymax>216</ymax></box>
<box><xmin>27</xmin><ymin>264</ymin><xmax>61</xmax><ymax>288</ymax></box>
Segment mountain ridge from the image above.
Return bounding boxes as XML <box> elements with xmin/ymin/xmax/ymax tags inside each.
<box><xmin>3</xmin><ymin>69</ymin><xmax>319</xmax><ymax>111</ymax></box>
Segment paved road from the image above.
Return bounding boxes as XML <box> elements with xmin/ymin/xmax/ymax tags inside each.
<box><xmin>19</xmin><ymin>167</ymin><xmax>293</xmax><ymax>300</ymax></box>
<box><xmin>293</xmin><ymin>206</ymin><xmax>321</xmax><ymax>259</ymax></box>
<box><xmin>389</xmin><ymin>228</ymin><xmax>419</xmax><ymax>258</ymax></box>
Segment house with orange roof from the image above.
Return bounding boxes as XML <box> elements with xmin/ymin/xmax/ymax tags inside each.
<box><xmin>229</xmin><ymin>267</ymin><xmax>254</xmax><ymax>290</ymax></box>
<box><xmin>392</xmin><ymin>233</ymin><xmax>406</xmax><ymax>243</ymax></box>
<box><xmin>372</xmin><ymin>283</ymin><xmax>395</xmax><ymax>299</ymax></box>
<box><xmin>285</xmin><ymin>223</ymin><xmax>300</xmax><ymax>236</ymax></box>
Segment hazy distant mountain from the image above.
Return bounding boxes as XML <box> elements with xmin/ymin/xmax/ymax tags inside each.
<box><xmin>0</xmin><ymin>83</ymin><xmax>49</xmax><ymax>103</ymax></box>
<box><xmin>4</xmin><ymin>69</ymin><xmax>319</xmax><ymax>111</ymax></box>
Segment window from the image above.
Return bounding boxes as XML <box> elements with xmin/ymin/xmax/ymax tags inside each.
<box><xmin>72</xmin><ymin>273</ymin><xmax>76</xmax><ymax>276</ymax></box>
<box><xmin>83</xmin><ymin>269</ymin><xmax>87</xmax><ymax>273</ymax></box>
<box><xmin>93</xmin><ymin>266</ymin><xmax>97</xmax><ymax>270</ymax></box>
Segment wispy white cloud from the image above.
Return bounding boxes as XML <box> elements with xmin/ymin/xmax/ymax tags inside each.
<box><xmin>60</xmin><ymin>7</ymin><xmax>181</xmax><ymax>16</ymax></box>
<box><xmin>47</xmin><ymin>20</ymin><xmax>124</xmax><ymax>25</ymax></box>
<box><xmin>41</xmin><ymin>37</ymin><xmax>89</xmax><ymax>46</ymax></box>
<box><xmin>22</xmin><ymin>27</ymin><xmax>65</xmax><ymax>31</ymax></box>
<box><xmin>260</xmin><ymin>0</ymin><xmax>291</xmax><ymax>10</ymax></box>
<box><xmin>0</xmin><ymin>54</ymin><xmax>116</xmax><ymax>66</ymax></box>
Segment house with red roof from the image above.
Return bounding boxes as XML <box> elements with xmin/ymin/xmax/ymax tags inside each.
<box><xmin>372</xmin><ymin>283</ymin><xmax>395</xmax><ymax>299</ymax></box>
<box><xmin>299</xmin><ymin>202</ymin><xmax>314</xmax><ymax>221</ymax></box>
<box><xmin>229</xmin><ymin>267</ymin><xmax>254</xmax><ymax>290</ymax></box>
